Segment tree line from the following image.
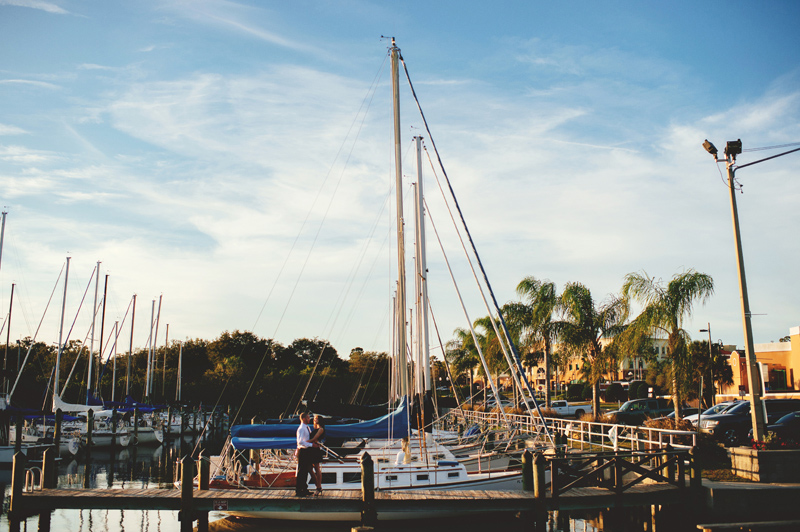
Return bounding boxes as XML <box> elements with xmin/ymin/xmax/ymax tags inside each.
<box><xmin>3</xmin><ymin>331</ymin><xmax>389</xmax><ymax>420</ymax></box>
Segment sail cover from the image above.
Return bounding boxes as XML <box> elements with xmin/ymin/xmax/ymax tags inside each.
<box><xmin>231</xmin><ymin>398</ymin><xmax>408</xmax><ymax>450</ymax></box>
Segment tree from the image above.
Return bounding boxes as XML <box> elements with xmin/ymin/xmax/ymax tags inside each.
<box><xmin>621</xmin><ymin>270</ymin><xmax>714</xmax><ymax>420</ymax></box>
<box><xmin>516</xmin><ymin>277</ymin><xmax>559</xmax><ymax>407</ymax></box>
<box><xmin>555</xmin><ymin>282</ymin><xmax>627</xmax><ymax>416</ymax></box>
<box><xmin>446</xmin><ymin>328</ymin><xmax>481</xmax><ymax>405</ymax></box>
<box><xmin>687</xmin><ymin>340</ymin><xmax>733</xmax><ymax>407</ymax></box>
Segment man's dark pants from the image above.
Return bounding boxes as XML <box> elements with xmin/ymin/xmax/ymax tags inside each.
<box><xmin>295</xmin><ymin>447</ymin><xmax>312</xmax><ymax>495</ymax></box>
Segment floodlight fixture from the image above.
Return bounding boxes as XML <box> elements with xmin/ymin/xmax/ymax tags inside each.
<box><xmin>725</xmin><ymin>139</ymin><xmax>742</xmax><ymax>160</ymax></box>
<box><xmin>702</xmin><ymin>140</ymin><xmax>718</xmax><ymax>156</ymax></box>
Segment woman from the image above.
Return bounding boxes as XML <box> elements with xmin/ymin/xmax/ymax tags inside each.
<box><xmin>309</xmin><ymin>415</ymin><xmax>326</xmax><ymax>495</ymax></box>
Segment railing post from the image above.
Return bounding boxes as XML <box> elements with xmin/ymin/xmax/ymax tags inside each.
<box><xmin>10</xmin><ymin>452</ymin><xmax>26</xmax><ymax>516</ymax></box>
<box><xmin>180</xmin><ymin>454</ymin><xmax>194</xmax><ymax>532</ymax></box>
<box><xmin>522</xmin><ymin>449</ymin><xmax>533</xmax><ymax>491</ymax></box>
<box><xmin>614</xmin><ymin>452</ymin><xmax>623</xmax><ymax>493</ymax></box>
<box><xmin>677</xmin><ymin>450</ymin><xmax>686</xmax><ymax>489</ymax></box>
<box><xmin>665</xmin><ymin>444</ymin><xmax>675</xmax><ymax>483</ymax></box>
<box><xmin>360</xmin><ymin>452</ymin><xmax>377</xmax><ymax>526</ymax></box>
<box><xmin>689</xmin><ymin>446</ymin><xmax>702</xmax><ymax>490</ymax></box>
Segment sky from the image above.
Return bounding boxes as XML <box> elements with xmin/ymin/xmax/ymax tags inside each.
<box><xmin>0</xmin><ymin>0</ymin><xmax>799</xmax><ymax>368</ymax></box>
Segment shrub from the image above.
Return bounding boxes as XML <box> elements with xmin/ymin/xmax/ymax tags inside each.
<box><xmin>630</xmin><ymin>381</ymin><xmax>649</xmax><ymax>399</ymax></box>
<box><xmin>567</xmin><ymin>383</ymin><xmax>584</xmax><ymax>402</ymax></box>
<box><xmin>581</xmin><ymin>383</ymin><xmax>593</xmax><ymax>401</ymax></box>
<box><xmin>604</xmin><ymin>382</ymin><xmax>627</xmax><ymax>402</ymax></box>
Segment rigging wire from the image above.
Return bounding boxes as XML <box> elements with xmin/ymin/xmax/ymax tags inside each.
<box><xmin>742</xmin><ymin>141</ymin><xmax>800</xmax><ymax>152</ymax></box>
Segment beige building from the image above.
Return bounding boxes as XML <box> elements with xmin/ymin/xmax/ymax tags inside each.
<box><xmin>720</xmin><ymin>325</ymin><xmax>800</xmax><ymax>395</ymax></box>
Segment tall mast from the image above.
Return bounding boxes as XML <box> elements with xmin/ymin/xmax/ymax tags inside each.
<box><xmin>150</xmin><ymin>295</ymin><xmax>162</xmax><ymax>399</ymax></box>
<box><xmin>0</xmin><ymin>210</ymin><xmax>7</xmax><ymax>273</ymax></box>
<box><xmin>390</xmin><ymin>38</ymin><xmax>409</xmax><ymax>398</ymax></box>
<box><xmin>126</xmin><ymin>294</ymin><xmax>136</xmax><ymax>398</ymax></box>
<box><xmin>3</xmin><ymin>283</ymin><xmax>14</xmax><ymax>395</ymax></box>
<box><xmin>111</xmin><ymin>321</ymin><xmax>118</xmax><ymax>402</ymax></box>
<box><xmin>54</xmin><ymin>256</ymin><xmax>71</xmax><ymax>398</ymax></box>
<box><xmin>145</xmin><ymin>299</ymin><xmax>155</xmax><ymax>399</ymax></box>
<box><xmin>176</xmin><ymin>341</ymin><xmax>183</xmax><ymax>402</ymax></box>
<box><xmin>162</xmin><ymin>324</ymin><xmax>169</xmax><ymax>398</ymax></box>
<box><xmin>95</xmin><ymin>274</ymin><xmax>108</xmax><ymax>397</ymax></box>
<box><xmin>414</xmin><ymin>136</ymin><xmax>431</xmax><ymax>393</ymax></box>
<box><xmin>88</xmin><ymin>261</ymin><xmax>100</xmax><ymax>403</ymax></box>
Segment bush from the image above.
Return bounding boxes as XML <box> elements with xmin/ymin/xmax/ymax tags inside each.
<box><xmin>630</xmin><ymin>381</ymin><xmax>648</xmax><ymax>399</ymax></box>
<box><xmin>604</xmin><ymin>382</ymin><xmax>627</xmax><ymax>402</ymax></box>
<box><xmin>567</xmin><ymin>383</ymin><xmax>584</xmax><ymax>402</ymax></box>
<box><xmin>581</xmin><ymin>383</ymin><xmax>593</xmax><ymax>401</ymax></box>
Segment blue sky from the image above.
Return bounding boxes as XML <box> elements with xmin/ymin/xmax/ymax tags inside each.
<box><xmin>1</xmin><ymin>0</ymin><xmax>799</xmax><ymax>366</ymax></box>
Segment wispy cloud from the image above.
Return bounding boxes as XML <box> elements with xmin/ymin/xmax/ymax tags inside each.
<box><xmin>0</xmin><ymin>123</ymin><xmax>27</xmax><ymax>136</ymax></box>
<box><xmin>0</xmin><ymin>79</ymin><xmax>61</xmax><ymax>90</ymax></box>
<box><xmin>0</xmin><ymin>0</ymin><xmax>68</xmax><ymax>14</ymax></box>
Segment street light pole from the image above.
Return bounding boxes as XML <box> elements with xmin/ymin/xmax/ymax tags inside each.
<box><xmin>699</xmin><ymin>324</ymin><xmax>714</xmax><ymax>406</ymax></box>
<box><xmin>701</xmin><ymin>140</ymin><xmax>800</xmax><ymax>442</ymax></box>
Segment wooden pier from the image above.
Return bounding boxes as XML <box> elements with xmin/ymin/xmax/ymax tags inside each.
<box><xmin>7</xmin><ymin>447</ymin><xmax>701</xmax><ymax>531</ymax></box>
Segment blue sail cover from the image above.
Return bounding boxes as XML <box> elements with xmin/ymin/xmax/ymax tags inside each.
<box><xmin>231</xmin><ymin>398</ymin><xmax>408</xmax><ymax>450</ymax></box>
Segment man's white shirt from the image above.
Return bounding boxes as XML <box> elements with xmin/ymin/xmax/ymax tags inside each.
<box><xmin>297</xmin><ymin>422</ymin><xmax>313</xmax><ymax>448</ymax></box>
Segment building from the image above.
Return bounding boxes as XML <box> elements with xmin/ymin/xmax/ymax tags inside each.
<box><xmin>720</xmin><ymin>325</ymin><xmax>800</xmax><ymax>395</ymax></box>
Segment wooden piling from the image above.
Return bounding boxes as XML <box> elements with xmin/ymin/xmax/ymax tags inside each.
<box><xmin>111</xmin><ymin>408</ymin><xmax>117</xmax><ymax>448</ymax></box>
<box><xmin>522</xmin><ymin>449</ymin><xmax>533</xmax><ymax>491</ymax></box>
<box><xmin>86</xmin><ymin>409</ymin><xmax>94</xmax><ymax>448</ymax></box>
<box><xmin>360</xmin><ymin>452</ymin><xmax>377</xmax><ymax>526</ymax></box>
<box><xmin>197</xmin><ymin>451</ymin><xmax>210</xmax><ymax>532</ymax></box>
<box><xmin>10</xmin><ymin>452</ymin><xmax>26</xmax><ymax>516</ymax></box>
<box><xmin>14</xmin><ymin>412</ymin><xmax>22</xmax><ymax>453</ymax></box>
<box><xmin>42</xmin><ymin>447</ymin><xmax>56</xmax><ymax>489</ymax></box>
<box><xmin>665</xmin><ymin>444</ymin><xmax>675</xmax><ymax>483</ymax></box>
<box><xmin>133</xmin><ymin>406</ymin><xmax>140</xmax><ymax>445</ymax></box>
<box><xmin>53</xmin><ymin>409</ymin><xmax>63</xmax><ymax>453</ymax></box>
<box><xmin>180</xmin><ymin>455</ymin><xmax>194</xmax><ymax>532</ymax></box>
<box><xmin>533</xmin><ymin>452</ymin><xmax>547</xmax><ymax>531</ymax></box>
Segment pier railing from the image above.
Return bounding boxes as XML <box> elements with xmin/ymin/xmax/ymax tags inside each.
<box><xmin>446</xmin><ymin>409</ymin><xmax>698</xmax><ymax>451</ymax></box>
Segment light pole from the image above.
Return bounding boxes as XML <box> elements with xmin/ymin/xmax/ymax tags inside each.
<box><xmin>699</xmin><ymin>324</ymin><xmax>714</xmax><ymax>407</ymax></box>
<box><xmin>702</xmin><ymin>140</ymin><xmax>800</xmax><ymax>442</ymax></box>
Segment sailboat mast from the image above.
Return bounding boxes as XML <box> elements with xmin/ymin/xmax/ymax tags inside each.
<box><xmin>162</xmin><ymin>323</ymin><xmax>168</xmax><ymax>398</ymax></box>
<box><xmin>111</xmin><ymin>321</ymin><xmax>118</xmax><ymax>401</ymax></box>
<box><xmin>88</xmin><ymin>261</ymin><xmax>100</xmax><ymax>403</ymax></box>
<box><xmin>126</xmin><ymin>294</ymin><xmax>136</xmax><ymax>398</ymax></box>
<box><xmin>150</xmin><ymin>295</ymin><xmax>162</xmax><ymax>398</ymax></box>
<box><xmin>0</xmin><ymin>210</ymin><xmax>7</xmax><ymax>273</ymax></box>
<box><xmin>3</xmin><ymin>283</ymin><xmax>14</xmax><ymax>395</ymax></box>
<box><xmin>390</xmin><ymin>38</ymin><xmax>409</xmax><ymax>399</ymax></box>
<box><xmin>413</xmin><ymin>137</ymin><xmax>431</xmax><ymax>393</ymax></box>
<box><xmin>96</xmin><ymin>274</ymin><xmax>108</xmax><ymax>396</ymax></box>
<box><xmin>176</xmin><ymin>340</ymin><xmax>182</xmax><ymax>402</ymax></box>
<box><xmin>54</xmin><ymin>256</ymin><xmax>71</xmax><ymax>398</ymax></box>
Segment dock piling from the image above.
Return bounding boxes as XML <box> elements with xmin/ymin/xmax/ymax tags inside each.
<box><xmin>87</xmin><ymin>409</ymin><xmax>94</xmax><ymax>449</ymax></box>
<box><xmin>522</xmin><ymin>449</ymin><xmax>533</xmax><ymax>491</ymax></box>
<box><xmin>360</xmin><ymin>452</ymin><xmax>377</xmax><ymax>526</ymax></box>
<box><xmin>179</xmin><ymin>454</ymin><xmax>194</xmax><ymax>532</ymax></box>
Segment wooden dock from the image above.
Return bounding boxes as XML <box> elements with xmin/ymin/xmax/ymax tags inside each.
<box><xmin>8</xmin><ymin>446</ymin><xmax>699</xmax><ymax>530</ymax></box>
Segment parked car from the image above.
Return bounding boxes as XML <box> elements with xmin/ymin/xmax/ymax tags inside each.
<box><xmin>684</xmin><ymin>401</ymin><xmax>741</xmax><ymax>426</ymax></box>
<box><xmin>519</xmin><ymin>399</ymin><xmax>588</xmax><ymax>418</ymax></box>
<box><xmin>698</xmin><ymin>398</ymin><xmax>800</xmax><ymax>445</ymax></box>
<box><xmin>602</xmin><ymin>398</ymin><xmax>674</xmax><ymax>425</ymax></box>
<box><xmin>649</xmin><ymin>407</ymin><xmax>700</xmax><ymax>424</ymax></box>
<box><xmin>748</xmin><ymin>411</ymin><xmax>800</xmax><ymax>443</ymax></box>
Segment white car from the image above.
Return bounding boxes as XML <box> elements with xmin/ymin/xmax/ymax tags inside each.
<box><xmin>684</xmin><ymin>401</ymin><xmax>740</xmax><ymax>426</ymax></box>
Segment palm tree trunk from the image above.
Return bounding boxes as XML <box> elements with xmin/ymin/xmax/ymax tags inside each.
<box><xmin>544</xmin><ymin>347</ymin><xmax>551</xmax><ymax>407</ymax></box>
<box><xmin>672</xmin><ymin>361</ymin><xmax>681</xmax><ymax>421</ymax></box>
<box><xmin>592</xmin><ymin>380</ymin><xmax>600</xmax><ymax>417</ymax></box>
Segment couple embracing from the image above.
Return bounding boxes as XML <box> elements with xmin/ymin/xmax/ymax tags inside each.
<box><xmin>295</xmin><ymin>412</ymin><xmax>326</xmax><ymax>497</ymax></box>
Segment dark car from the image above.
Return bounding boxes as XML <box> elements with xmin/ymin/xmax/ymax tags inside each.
<box><xmin>699</xmin><ymin>399</ymin><xmax>800</xmax><ymax>445</ymax></box>
<box><xmin>602</xmin><ymin>398</ymin><xmax>673</xmax><ymax>425</ymax></box>
<box><xmin>748</xmin><ymin>411</ymin><xmax>800</xmax><ymax>443</ymax></box>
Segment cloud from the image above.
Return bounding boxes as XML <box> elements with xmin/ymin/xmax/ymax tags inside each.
<box><xmin>0</xmin><ymin>124</ymin><xmax>27</xmax><ymax>136</ymax></box>
<box><xmin>0</xmin><ymin>0</ymin><xmax>68</xmax><ymax>14</ymax></box>
<box><xmin>0</xmin><ymin>79</ymin><xmax>61</xmax><ymax>90</ymax></box>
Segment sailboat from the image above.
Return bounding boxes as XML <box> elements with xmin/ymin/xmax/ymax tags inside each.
<box><xmin>211</xmin><ymin>39</ymin><xmax>557</xmax><ymax>522</ymax></box>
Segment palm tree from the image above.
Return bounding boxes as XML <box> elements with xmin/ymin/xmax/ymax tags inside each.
<box><xmin>556</xmin><ymin>282</ymin><xmax>628</xmax><ymax>416</ymax></box>
<box><xmin>621</xmin><ymin>269</ymin><xmax>714</xmax><ymax>420</ymax></box>
<box><xmin>446</xmin><ymin>327</ymin><xmax>481</xmax><ymax>405</ymax></box>
<box><xmin>516</xmin><ymin>277</ymin><xmax>559</xmax><ymax>407</ymax></box>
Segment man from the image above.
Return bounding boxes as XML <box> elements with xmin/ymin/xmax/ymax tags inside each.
<box><xmin>295</xmin><ymin>412</ymin><xmax>313</xmax><ymax>496</ymax></box>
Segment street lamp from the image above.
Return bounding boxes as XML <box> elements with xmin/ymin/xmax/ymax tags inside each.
<box><xmin>702</xmin><ymin>139</ymin><xmax>800</xmax><ymax>442</ymax></box>
<box><xmin>699</xmin><ymin>324</ymin><xmax>714</xmax><ymax>407</ymax></box>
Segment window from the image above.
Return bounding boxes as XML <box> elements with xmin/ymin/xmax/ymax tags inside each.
<box><xmin>321</xmin><ymin>473</ymin><xmax>337</xmax><ymax>484</ymax></box>
<box><xmin>416</xmin><ymin>474</ymin><xmax>429</xmax><ymax>481</ymax></box>
<box><xmin>385</xmin><ymin>475</ymin><xmax>398</xmax><ymax>482</ymax></box>
<box><xmin>343</xmin><ymin>472</ymin><xmax>362</xmax><ymax>483</ymax></box>
<box><xmin>447</xmin><ymin>472</ymin><xmax>460</xmax><ymax>478</ymax></box>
